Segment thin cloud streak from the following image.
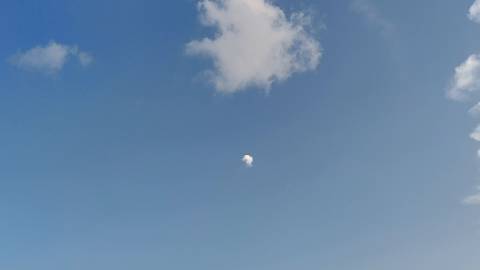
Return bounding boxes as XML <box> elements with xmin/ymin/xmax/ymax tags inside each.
<box><xmin>463</xmin><ymin>187</ymin><xmax>480</xmax><ymax>205</ymax></box>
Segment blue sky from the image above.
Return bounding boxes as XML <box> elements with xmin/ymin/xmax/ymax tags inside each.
<box><xmin>1</xmin><ymin>0</ymin><xmax>480</xmax><ymax>269</ymax></box>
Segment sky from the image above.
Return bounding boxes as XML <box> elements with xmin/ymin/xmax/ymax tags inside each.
<box><xmin>1</xmin><ymin>0</ymin><xmax>480</xmax><ymax>269</ymax></box>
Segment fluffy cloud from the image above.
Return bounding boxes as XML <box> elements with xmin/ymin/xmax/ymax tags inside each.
<box><xmin>469</xmin><ymin>0</ymin><xmax>480</xmax><ymax>23</ymax></box>
<box><xmin>9</xmin><ymin>41</ymin><xmax>93</xmax><ymax>74</ymax></box>
<box><xmin>463</xmin><ymin>187</ymin><xmax>480</xmax><ymax>205</ymax></box>
<box><xmin>447</xmin><ymin>54</ymin><xmax>480</xmax><ymax>100</ymax></box>
<box><xmin>242</xmin><ymin>154</ymin><xmax>253</xmax><ymax>167</ymax></box>
<box><xmin>186</xmin><ymin>0</ymin><xmax>321</xmax><ymax>93</ymax></box>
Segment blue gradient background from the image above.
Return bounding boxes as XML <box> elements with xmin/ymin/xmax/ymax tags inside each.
<box><xmin>0</xmin><ymin>0</ymin><xmax>479</xmax><ymax>269</ymax></box>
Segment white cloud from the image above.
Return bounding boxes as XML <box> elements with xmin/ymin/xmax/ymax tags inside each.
<box><xmin>242</xmin><ymin>154</ymin><xmax>253</xmax><ymax>167</ymax></box>
<box><xmin>463</xmin><ymin>187</ymin><xmax>480</xmax><ymax>205</ymax></box>
<box><xmin>9</xmin><ymin>41</ymin><xmax>93</xmax><ymax>74</ymax></box>
<box><xmin>350</xmin><ymin>0</ymin><xmax>394</xmax><ymax>37</ymax></box>
<box><xmin>468</xmin><ymin>102</ymin><xmax>480</xmax><ymax>116</ymax></box>
<box><xmin>463</xmin><ymin>193</ymin><xmax>480</xmax><ymax>205</ymax></box>
<box><xmin>447</xmin><ymin>54</ymin><xmax>480</xmax><ymax>101</ymax></box>
<box><xmin>469</xmin><ymin>0</ymin><xmax>480</xmax><ymax>23</ymax></box>
<box><xmin>186</xmin><ymin>0</ymin><xmax>321</xmax><ymax>93</ymax></box>
<box><xmin>470</xmin><ymin>125</ymin><xmax>480</xmax><ymax>141</ymax></box>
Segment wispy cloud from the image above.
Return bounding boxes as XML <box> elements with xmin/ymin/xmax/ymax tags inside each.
<box><xmin>186</xmin><ymin>0</ymin><xmax>321</xmax><ymax>93</ymax></box>
<box><xmin>468</xmin><ymin>102</ymin><xmax>480</xmax><ymax>116</ymax></box>
<box><xmin>447</xmin><ymin>54</ymin><xmax>480</xmax><ymax>101</ymax></box>
<box><xmin>350</xmin><ymin>0</ymin><xmax>394</xmax><ymax>37</ymax></box>
<box><xmin>9</xmin><ymin>41</ymin><xmax>93</xmax><ymax>75</ymax></box>
<box><xmin>469</xmin><ymin>0</ymin><xmax>480</xmax><ymax>23</ymax></box>
<box><xmin>463</xmin><ymin>187</ymin><xmax>480</xmax><ymax>205</ymax></box>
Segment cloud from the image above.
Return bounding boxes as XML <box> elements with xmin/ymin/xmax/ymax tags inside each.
<box><xmin>350</xmin><ymin>0</ymin><xmax>394</xmax><ymax>37</ymax></box>
<box><xmin>186</xmin><ymin>0</ymin><xmax>321</xmax><ymax>93</ymax></box>
<box><xmin>470</xmin><ymin>125</ymin><xmax>480</xmax><ymax>141</ymax></box>
<box><xmin>70</xmin><ymin>46</ymin><xmax>94</xmax><ymax>66</ymax></box>
<box><xmin>242</xmin><ymin>154</ymin><xmax>253</xmax><ymax>167</ymax></box>
<box><xmin>77</xmin><ymin>52</ymin><xmax>94</xmax><ymax>66</ymax></box>
<box><xmin>468</xmin><ymin>102</ymin><xmax>480</xmax><ymax>116</ymax></box>
<box><xmin>9</xmin><ymin>41</ymin><xmax>93</xmax><ymax>74</ymax></box>
<box><xmin>469</xmin><ymin>0</ymin><xmax>480</xmax><ymax>23</ymax></box>
<box><xmin>447</xmin><ymin>54</ymin><xmax>480</xmax><ymax>101</ymax></box>
<box><xmin>463</xmin><ymin>187</ymin><xmax>480</xmax><ymax>205</ymax></box>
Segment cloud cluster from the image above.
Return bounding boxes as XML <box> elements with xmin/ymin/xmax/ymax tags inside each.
<box><xmin>469</xmin><ymin>0</ymin><xmax>480</xmax><ymax>23</ymax></box>
<box><xmin>242</xmin><ymin>154</ymin><xmax>253</xmax><ymax>167</ymax></box>
<box><xmin>186</xmin><ymin>0</ymin><xmax>321</xmax><ymax>93</ymax></box>
<box><xmin>448</xmin><ymin>1</ymin><xmax>480</xmax><ymax>206</ymax></box>
<box><xmin>448</xmin><ymin>54</ymin><xmax>480</xmax><ymax>100</ymax></box>
<box><xmin>9</xmin><ymin>41</ymin><xmax>93</xmax><ymax>74</ymax></box>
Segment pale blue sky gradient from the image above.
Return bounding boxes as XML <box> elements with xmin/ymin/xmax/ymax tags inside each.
<box><xmin>1</xmin><ymin>0</ymin><xmax>480</xmax><ymax>269</ymax></box>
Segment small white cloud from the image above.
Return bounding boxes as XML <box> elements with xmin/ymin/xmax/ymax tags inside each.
<box><xmin>470</xmin><ymin>125</ymin><xmax>480</xmax><ymax>141</ymax></box>
<box><xmin>469</xmin><ymin>0</ymin><xmax>480</xmax><ymax>23</ymax></box>
<box><xmin>9</xmin><ymin>41</ymin><xmax>93</xmax><ymax>74</ymax></box>
<box><xmin>242</xmin><ymin>154</ymin><xmax>253</xmax><ymax>167</ymax></box>
<box><xmin>463</xmin><ymin>187</ymin><xmax>480</xmax><ymax>205</ymax></box>
<box><xmin>447</xmin><ymin>54</ymin><xmax>480</xmax><ymax>101</ymax></box>
<box><xmin>186</xmin><ymin>0</ymin><xmax>321</xmax><ymax>93</ymax></box>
